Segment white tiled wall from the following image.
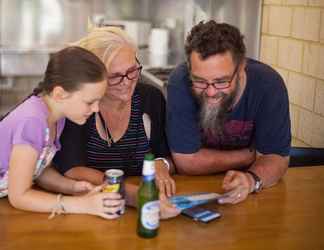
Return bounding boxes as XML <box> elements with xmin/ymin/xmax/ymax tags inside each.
<box><xmin>261</xmin><ymin>0</ymin><xmax>324</xmax><ymax>147</ymax></box>
<box><xmin>309</xmin><ymin>0</ymin><xmax>324</xmax><ymax>7</ymax></box>
<box><xmin>314</xmin><ymin>80</ymin><xmax>324</xmax><ymax>116</ymax></box>
<box><xmin>277</xmin><ymin>38</ymin><xmax>303</xmax><ymax>71</ymax></box>
<box><xmin>302</xmin><ymin>43</ymin><xmax>322</xmax><ymax>78</ymax></box>
<box><xmin>287</xmin><ymin>72</ymin><xmax>316</xmax><ymax>111</ymax></box>
<box><xmin>260</xmin><ymin>36</ymin><xmax>278</xmax><ymax>65</ymax></box>
<box><xmin>284</xmin><ymin>0</ymin><xmax>309</xmax><ymax>6</ymax></box>
<box><xmin>264</xmin><ymin>0</ymin><xmax>283</xmax><ymax>5</ymax></box>
<box><xmin>321</xmin><ymin>11</ymin><xmax>324</xmax><ymax>42</ymax></box>
<box><xmin>268</xmin><ymin>6</ymin><xmax>292</xmax><ymax>36</ymax></box>
<box><xmin>292</xmin><ymin>8</ymin><xmax>320</xmax><ymax>41</ymax></box>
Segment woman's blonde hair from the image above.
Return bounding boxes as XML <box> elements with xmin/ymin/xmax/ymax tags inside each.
<box><xmin>71</xmin><ymin>23</ymin><xmax>137</xmax><ymax>68</ymax></box>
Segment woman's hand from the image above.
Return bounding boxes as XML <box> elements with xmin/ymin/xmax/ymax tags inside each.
<box><xmin>155</xmin><ymin>160</ymin><xmax>176</xmax><ymax>197</ymax></box>
<box><xmin>72</xmin><ymin>181</ymin><xmax>94</xmax><ymax>195</ymax></box>
<box><xmin>159</xmin><ymin>193</ymin><xmax>181</xmax><ymax>219</ymax></box>
<box><xmin>83</xmin><ymin>185</ymin><xmax>125</xmax><ymax>219</ymax></box>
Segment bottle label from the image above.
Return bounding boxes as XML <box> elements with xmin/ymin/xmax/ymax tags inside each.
<box><xmin>142</xmin><ymin>161</ymin><xmax>155</xmax><ymax>176</ymax></box>
<box><xmin>141</xmin><ymin>200</ymin><xmax>160</xmax><ymax>230</ymax></box>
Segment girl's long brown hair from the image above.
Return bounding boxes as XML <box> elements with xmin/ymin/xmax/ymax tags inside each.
<box><xmin>1</xmin><ymin>46</ymin><xmax>107</xmax><ymax>121</ymax></box>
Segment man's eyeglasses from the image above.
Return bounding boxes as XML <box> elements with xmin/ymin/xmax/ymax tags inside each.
<box><xmin>107</xmin><ymin>58</ymin><xmax>142</xmax><ymax>86</ymax></box>
<box><xmin>190</xmin><ymin>63</ymin><xmax>239</xmax><ymax>90</ymax></box>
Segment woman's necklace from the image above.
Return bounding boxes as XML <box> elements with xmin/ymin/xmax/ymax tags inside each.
<box><xmin>98</xmin><ymin>111</ymin><xmax>113</xmax><ymax>147</ymax></box>
<box><xmin>98</xmin><ymin>100</ymin><xmax>131</xmax><ymax>147</ymax></box>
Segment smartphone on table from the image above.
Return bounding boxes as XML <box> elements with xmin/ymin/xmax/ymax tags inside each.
<box><xmin>181</xmin><ymin>206</ymin><xmax>221</xmax><ymax>223</ymax></box>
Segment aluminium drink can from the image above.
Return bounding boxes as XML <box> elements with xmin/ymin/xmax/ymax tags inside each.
<box><xmin>103</xmin><ymin>169</ymin><xmax>124</xmax><ymax>194</ymax></box>
<box><xmin>103</xmin><ymin>169</ymin><xmax>125</xmax><ymax>214</ymax></box>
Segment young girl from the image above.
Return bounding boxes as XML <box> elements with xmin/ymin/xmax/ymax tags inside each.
<box><xmin>0</xmin><ymin>46</ymin><xmax>124</xmax><ymax>219</ymax></box>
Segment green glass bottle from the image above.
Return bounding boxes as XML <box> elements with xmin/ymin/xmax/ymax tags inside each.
<box><xmin>137</xmin><ymin>153</ymin><xmax>160</xmax><ymax>238</ymax></box>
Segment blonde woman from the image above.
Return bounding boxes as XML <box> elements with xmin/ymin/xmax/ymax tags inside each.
<box><xmin>53</xmin><ymin>27</ymin><xmax>179</xmax><ymax>218</ymax></box>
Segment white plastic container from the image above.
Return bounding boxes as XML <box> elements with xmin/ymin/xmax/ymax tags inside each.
<box><xmin>149</xmin><ymin>28</ymin><xmax>169</xmax><ymax>55</ymax></box>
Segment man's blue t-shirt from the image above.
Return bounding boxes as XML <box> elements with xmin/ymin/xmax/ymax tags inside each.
<box><xmin>166</xmin><ymin>59</ymin><xmax>291</xmax><ymax>156</ymax></box>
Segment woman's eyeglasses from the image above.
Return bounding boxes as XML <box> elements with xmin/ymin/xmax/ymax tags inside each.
<box><xmin>190</xmin><ymin>63</ymin><xmax>239</xmax><ymax>90</ymax></box>
<box><xmin>107</xmin><ymin>58</ymin><xmax>142</xmax><ymax>86</ymax></box>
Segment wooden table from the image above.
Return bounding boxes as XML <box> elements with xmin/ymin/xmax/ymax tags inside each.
<box><xmin>1</xmin><ymin>166</ymin><xmax>324</xmax><ymax>250</ymax></box>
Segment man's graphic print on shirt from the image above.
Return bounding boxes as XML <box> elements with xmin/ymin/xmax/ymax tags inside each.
<box><xmin>202</xmin><ymin>120</ymin><xmax>254</xmax><ymax>150</ymax></box>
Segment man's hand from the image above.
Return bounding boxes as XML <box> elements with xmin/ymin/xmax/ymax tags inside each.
<box><xmin>218</xmin><ymin>170</ymin><xmax>254</xmax><ymax>204</ymax></box>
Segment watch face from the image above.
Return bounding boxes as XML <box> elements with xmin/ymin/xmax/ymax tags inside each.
<box><xmin>246</xmin><ymin>170</ymin><xmax>262</xmax><ymax>193</ymax></box>
<box><xmin>255</xmin><ymin>181</ymin><xmax>262</xmax><ymax>192</ymax></box>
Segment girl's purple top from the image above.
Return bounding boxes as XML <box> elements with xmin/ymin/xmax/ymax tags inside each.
<box><xmin>0</xmin><ymin>96</ymin><xmax>65</xmax><ymax>197</ymax></box>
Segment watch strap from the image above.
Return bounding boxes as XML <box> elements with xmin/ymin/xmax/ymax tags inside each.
<box><xmin>246</xmin><ymin>170</ymin><xmax>262</xmax><ymax>193</ymax></box>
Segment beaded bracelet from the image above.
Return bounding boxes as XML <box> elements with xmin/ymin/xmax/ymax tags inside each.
<box><xmin>48</xmin><ymin>194</ymin><xmax>66</xmax><ymax>219</ymax></box>
<box><xmin>155</xmin><ymin>157</ymin><xmax>170</xmax><ymax>171</ymax></box>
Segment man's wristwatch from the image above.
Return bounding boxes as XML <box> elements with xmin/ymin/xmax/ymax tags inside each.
<box><xmin>246</xmin><ymin>170</ymin><xmax>263</xmax><ymax>193</ymax></box>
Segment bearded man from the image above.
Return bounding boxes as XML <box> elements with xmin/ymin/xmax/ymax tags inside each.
<box><xmin>167</xmin><ymin>20</ymin><xmax>291</xmax><ymax>204</ymax></box>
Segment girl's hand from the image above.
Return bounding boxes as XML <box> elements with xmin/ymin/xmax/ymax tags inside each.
<box><xmin>159</xmin><ymin>193</ymin><xmax>181</xmax><ymax>219</ymax></box>
<box><xmin>155</xmin><ymin>160</ymin><xmax>176</xmax><ymax>197</ymax></box>
<box><xmin>83</xmin><ymin>185</ymin><xmax>125</xmax><ymax>219</ymax></box>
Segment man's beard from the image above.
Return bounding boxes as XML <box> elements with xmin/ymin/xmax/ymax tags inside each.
<box><xmin>194</xmin><ymin>78</ymin><xmax>240</xmax><ymax>137</ymax></box>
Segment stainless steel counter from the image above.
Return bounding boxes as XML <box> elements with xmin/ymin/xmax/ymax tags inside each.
<box><xmin>0</xmin><ymin>47</ymin><xmax>64</xmax><ymax>77</ymax></box>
